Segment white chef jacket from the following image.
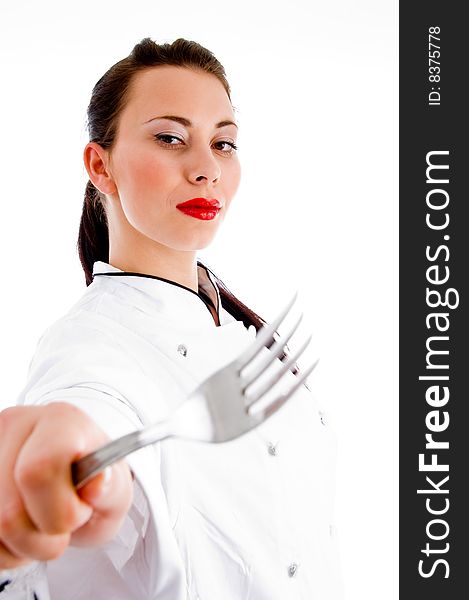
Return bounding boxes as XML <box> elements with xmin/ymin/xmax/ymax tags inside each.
<box><xmin>2</xmin><ymin>260</ymin><xmax>343</xmax><ymax>599</ymax></box>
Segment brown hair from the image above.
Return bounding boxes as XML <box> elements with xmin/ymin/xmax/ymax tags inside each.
<box><xmin>77</xmin><ymin>37</ymin><xmax>301</xmax><ymax>375</ymax></box>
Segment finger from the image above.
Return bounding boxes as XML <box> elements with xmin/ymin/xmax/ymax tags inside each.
<box><xmin>0</xmin><ymin>407</ymin><xmax>72</xmax><ymax>562</ymax></box>
<box><xmin>71</xmin><ymin>460</ymin><xmax>133</xmax><ymax>547</ymax></box>
<box><xmin>0</xmin><ymin>496</ymin><xmax>70</xmax><ymax>562</ymax></box>
<box><xmin>14</xmin><ymin>403</ymin><xmax>95</xmax><ymax>535</ymax></box>
<box><xmin>0</xmin><ymin>539</ymin><xmax>30</xmax><ymax>569</ymax></box>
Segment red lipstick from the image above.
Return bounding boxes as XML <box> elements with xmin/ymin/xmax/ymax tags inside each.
<box><xmin>176</xmin><ymin>198</ymin><xmax>221</xmax><ymax>221</ymax></box>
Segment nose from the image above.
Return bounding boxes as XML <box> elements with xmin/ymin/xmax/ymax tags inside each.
<box><xmin>186</xmin><ymin>146</ymin><xmax>221</xmax><ymax>185</ymax></box>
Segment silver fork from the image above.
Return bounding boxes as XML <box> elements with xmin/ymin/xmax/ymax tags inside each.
<box><xmin>71</xmin><ymin>292</ymin><xmax>318</xmax><ymax>488</ymax></box>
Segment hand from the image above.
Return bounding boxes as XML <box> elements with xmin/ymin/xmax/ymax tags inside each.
<box><xmin>0</xmin><ymin>403</ymin><xmax>133</xmax><ymax>568</ymax></box>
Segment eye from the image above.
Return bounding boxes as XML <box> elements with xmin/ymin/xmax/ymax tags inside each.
<box><xmin>213</xmin><ymin>140</ymin><xmax>239</xmax><ymax>154</ymax></box>
<box><xmin>154</xmin><ymin>133</ymin><xmax>184</xmax><ymax>146</ymax></box>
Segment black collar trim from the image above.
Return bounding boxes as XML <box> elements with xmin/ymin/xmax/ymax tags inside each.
<box><xmin>92</xmin><ymin>265</ymin><xmax>218</xmax><ymax>320</ymax></box>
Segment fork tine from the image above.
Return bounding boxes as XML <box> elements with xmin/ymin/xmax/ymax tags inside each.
<box><xmin>250</xmin><ymin>357</ymin><xmax>320</xmax><ymax>420</ymax></box>
<box><xmin>241</xmin><ymin>312</ymin><xmax>304</xmax><ymax>392</ymax></box>
<box><xmin>235</xmin><ymin>291</ymin><xmax>298</xmax><ymax>372</ymax></box>
<box><xmin>245</xmin><ymin>333</ymin><xmax>313</xmax><ymax>407</ymax></box>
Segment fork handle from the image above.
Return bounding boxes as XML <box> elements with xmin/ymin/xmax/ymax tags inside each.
<box><xmin>71</xmin><ymin>420</ymin><xmax>174</xmax><ymax>489</ymax></box>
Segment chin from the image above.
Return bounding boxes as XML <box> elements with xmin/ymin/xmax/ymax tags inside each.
<box><xmin>182</xmin><ymin>236</ymin><xmax>217</xmax><ymax>251</ymax></box>
<box><xmin>176</xmin><ymin>226</ymin><xmax>221</xmax><ymax>251</ymax></box>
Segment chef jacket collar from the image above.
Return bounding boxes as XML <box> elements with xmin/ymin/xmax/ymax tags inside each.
<box><xmin>92</xmin><ymin>260</ymin><xmax>222</xmax><ymax>328</ymax></box>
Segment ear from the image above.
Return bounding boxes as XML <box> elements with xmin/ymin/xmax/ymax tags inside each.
<box><xmin>83</xmin><ymin>142</ymin><xmax>117</xmax><ymax>195</ymax></box>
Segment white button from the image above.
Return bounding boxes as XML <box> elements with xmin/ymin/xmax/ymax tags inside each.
<box><xmin>288</xmin><ymin>562</ymin><xmax>298</xmax><ymax>577</ymax></box>
<box><xmin>177</xmin><ymin>344</ymin><xmax>188</xmax><ymax>357</ymax></box>
<box><xmin>267</xmin><ymin>442</ymin><xmax>278</xmax><ymax>456</ymax></box>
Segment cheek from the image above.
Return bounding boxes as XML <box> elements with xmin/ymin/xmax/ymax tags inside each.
<box><xmin>118</xmin><ymin>151</ymin><xmax>178</xmax><ymax>212</ymax></box>
<box><xmin>221</xmin><ymin>167</ymin><xmax>240</xmax><ymax>216</ymax></box>
<box><xmin>222</xmin><ymin>156</ymin><xmax>241</xmax><ymax>189</ymax></box>
<box><xmin>126</xmin><ymin>154</ymin><xmax>170</xmax><ymax>192</ymax></box>
<box><xmin>224</xmin><ymin>160</ymin><xmax>241</xmax><ymax>197</ymax></box>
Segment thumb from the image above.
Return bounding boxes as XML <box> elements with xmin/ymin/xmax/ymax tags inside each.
<box><xmin>70</xmin><ymin>462</ymin><xmax>133</xmax><ymax>547</ymax></box>
<box><xmin>75</xmin><ymin>460</ymin><xmax>133</xmax><ymax>520</ymax></box>
<box><xmin>76</xmin><ymin>466</ymin><xmax>113</xmax><ymax>508</ymax></box>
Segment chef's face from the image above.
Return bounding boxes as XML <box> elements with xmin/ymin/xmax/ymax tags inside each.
<box><xmin>91</xmin><ymin>66</ymin><xmax>240</xmax><ymax>253</ymax></box>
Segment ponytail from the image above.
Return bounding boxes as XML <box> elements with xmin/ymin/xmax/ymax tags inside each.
<box><xmin>77</xmin><ymin>180</ymin><xmax>109</xmax><ymax>286</ymax></box>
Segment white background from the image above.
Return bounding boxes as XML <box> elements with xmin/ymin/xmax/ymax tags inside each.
<box><xmin>0</xmin><ymin>1</ymin><xmax>398</xmax><ymax>598</ymax></box>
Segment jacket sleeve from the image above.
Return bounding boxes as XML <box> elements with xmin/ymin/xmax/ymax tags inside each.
<box><xmin>6</xmin><ymin>316</ymin><xmax>187</xmax><ymax>599</ymax></box>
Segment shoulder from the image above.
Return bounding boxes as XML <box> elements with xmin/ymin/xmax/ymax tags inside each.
<box><xmin>33</xmin><ymin>275</ymin><xmax>143</xmax><ymax>358</ymax></box>
<box><xmin>16</xmin><ymin>295</ymin><xmax>147</xmax><ymax>407</ymax></box>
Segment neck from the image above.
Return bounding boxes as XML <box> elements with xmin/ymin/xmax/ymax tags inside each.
<box><xmin>108</xmin><ymin>238</ymin><xmax>199</xmax><ymax>294</ymax></box>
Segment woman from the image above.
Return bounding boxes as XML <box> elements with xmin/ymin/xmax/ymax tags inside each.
<box><xmin>0</xmin><ymin>38</ymin><xmax>342</xmax><ymax>599</ymax></box>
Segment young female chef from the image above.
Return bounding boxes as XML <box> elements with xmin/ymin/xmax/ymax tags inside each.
<box><xmin>0</xmin><ymin>38</ymin><xmax>343</xmax><ymax>599</ymax></box>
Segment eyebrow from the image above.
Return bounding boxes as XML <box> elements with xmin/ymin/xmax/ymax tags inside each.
<box><xmin>144</xmin><ymin>115</ymin><xmax>238</xmax><ymax>129</ymax></box>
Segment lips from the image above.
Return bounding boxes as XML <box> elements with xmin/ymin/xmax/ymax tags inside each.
<box><xmin>176</xmin><ymin>198</ymin><xmax>221</xmax><ymax>209</ymax></box>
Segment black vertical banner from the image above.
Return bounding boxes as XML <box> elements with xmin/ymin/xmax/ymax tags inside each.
<box><xmin>400</xmin><ymin>2</ymin><xmax>467</xmax><ymax>597</ymax></box>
